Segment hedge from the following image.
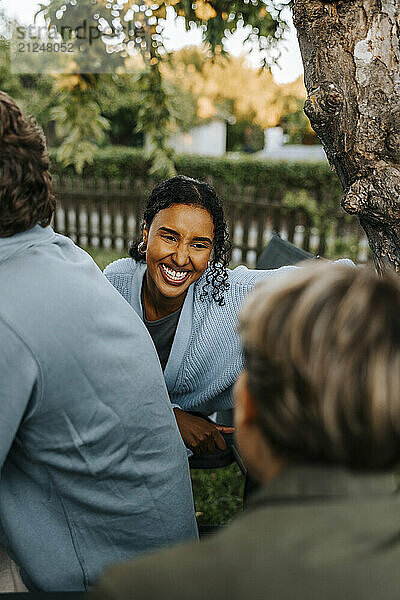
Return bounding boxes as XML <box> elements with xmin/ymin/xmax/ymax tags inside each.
<box><xmin>50</xmin><ymin>146</ymin><xmax>367</xmax><ymax>262</ymax></box>
<box><xmin>50</xmin><ymin>146</ymin><xmax>343</xmax><ymax>203</ymax></box>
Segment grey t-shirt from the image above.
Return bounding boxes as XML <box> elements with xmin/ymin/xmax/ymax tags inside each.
<box><xmin>143</xmin><ymin>306</ymin><xmax>182</xmax><ymax>370</ymax></box>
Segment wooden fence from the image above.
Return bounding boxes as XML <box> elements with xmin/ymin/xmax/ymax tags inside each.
<box><xmin>52</xmin><ymin>176</ymin><xmax>369</xmax><ymax>267</ymax></box>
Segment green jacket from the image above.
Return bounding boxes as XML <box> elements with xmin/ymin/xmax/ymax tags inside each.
<box><xmin>93</xmin><ymin>465</ymin><xmax>400</xmax><ymax>600</ymax></box>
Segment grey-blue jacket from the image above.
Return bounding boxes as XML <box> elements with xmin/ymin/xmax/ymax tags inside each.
<box><xmin>0</xmin><ymin>226</ymin><xmax>197</xmax><ymax>592</ymax></box>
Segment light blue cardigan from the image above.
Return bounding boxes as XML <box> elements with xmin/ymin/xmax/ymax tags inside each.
<box><xmin>104</xmin><ymin>259</ymin><xmax>294</xmax><ymax>414</ymax></box>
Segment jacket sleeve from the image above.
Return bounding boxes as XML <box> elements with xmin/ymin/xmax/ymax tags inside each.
<box><xmin>0</xmin><ymin>319</ymin><xmax>40</xmax><ymax>472</ymax></box>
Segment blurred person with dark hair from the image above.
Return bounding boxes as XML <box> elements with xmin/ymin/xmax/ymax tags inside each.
<box><xmin>0</xmin><ymin>91</ymin><xmax>197</xmax><ymax>592</ymax></box>
<box><xmin>94</xmin><ymin>262</ymin><xmax>400</xmax><ymax>600</ymax></box>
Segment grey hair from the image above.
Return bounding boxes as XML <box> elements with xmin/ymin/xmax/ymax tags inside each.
<box><xmin>239</xmin><ymin>262</ymin><xmax>400</xmax><ymax>471</ymax></box>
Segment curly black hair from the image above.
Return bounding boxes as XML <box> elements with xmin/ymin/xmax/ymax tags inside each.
<box><xmin>130</xmin><ymin>175</ymin><xmax>231</xmax><ymax>305</ymax></box>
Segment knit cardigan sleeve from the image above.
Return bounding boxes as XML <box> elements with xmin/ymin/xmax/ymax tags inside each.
<box><xmin>169</xmin><ymin>264</ymin><xmax>296</xmax><ymax>414</ymax></box>
<box><xmin>103</xmin><ymin>259</ymin><xmax>298</xmax><ymax>414</ymax></box>
<box><xmin>103</xmin><ymin>258</ymin><xmax>138</xmax><ymax>306</ymax></box>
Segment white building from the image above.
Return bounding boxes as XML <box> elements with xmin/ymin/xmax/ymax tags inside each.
<box><xmin>260</xmin><ymin>127</ymin><xmax>327</xmax><ymax>162</ymax></box>
<box><xmin>168</xmin><ymin>119</ymin><xmax>227</xmax><ymax>157</ymax></box>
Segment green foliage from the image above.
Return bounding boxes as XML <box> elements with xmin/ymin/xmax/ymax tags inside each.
<box><xmin>172</xmin><ymin>0</ymin><xmax>287</xmax><ymax>66</ymax></box>
<box><xmin>32</xmin><ymin>0</ymin><xmax>289</xmax><ymax>175</ymax></box>
<box><xmin>20</xmin><ymin>75</ymin><xmax>57</xmax><ymax>131</ymax></box>
<box><xmin>176</xmin><ymin>156</ymin><xmax>339</xmax><ymax>201</ymax></box>
<box><xmin>135</xmin><ymin>67</ymin><xmax>178</xmax><ymax>178</ymax></box>
<box><xmin>97</xmin><ymin>77</ymin><xmax>142</xmax><ymax>146</ymax></box>
<box><xmin>227</xmin><ymin>120</ymin><xmax>265</xmax><ymax>153</ymax></box>
<box><xmin>0</xmin><ymin>12</ymin><xmax>57</xmax><ymax>127</ymax></box>
<box><xmin>36</xmin><ymin>0</ymin><xmax>127</xmax><ymax>72</ymax></box>
<box><xmin>280</xmin><ymin>99</ymin><xmax>318</xmax><ymax>145</ymax></box>
<box><xmin>0</xmin><ymin>40</ymin><xmax>22</xmax><ymax>98</ymax></box>
<box><xmin>84</xmin><ymin>247</ymin><xmax>126</xmax><ymax>271</ymax></box>
<box><xmin>50</xmin><ymin>145</ymin><xmax>149</xmax><ymax>178</ymax></box>
<box><xmin>38</xmin><ymin>0</ymin><xmax>287</xmax><ymax>64</ymax></box>
<box><xmin>105</xmin><ymin>106</ymin><xmax>144</xmax><ymax>148</ymax></box>
<box><xmin>191</xmin><ymin>464</ymin><xmax>244</xmax><ymax>526</ymax></box>
<box><xmin>51</xmin><ymin>145</ymin><xmax>340</xmax><ymax>198</ymax></box>
<box><xmin>97</xmin><ymin>69</ymin><xmax>196</xmax><ymax>150</ymax></box>
<box><xmin>282</xmin><ymin>189</ymin><xmax>319</xmax><ymax>225</ymax></box>
<box><xmin>51</xmin><ymin>85</ymin><xmax>110</xmax><ymax>174</ymax></box>
<box><xmin>163</xmin><ymin>79</ymin><xmax>198</xmax><ymax>134</ymax></box>
<box><xmin>330</xmin><ymin>234</ymin><xmax>368</xmax><ymax>263</ymax></box>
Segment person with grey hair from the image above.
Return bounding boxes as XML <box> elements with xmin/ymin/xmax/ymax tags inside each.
<box><xmin>93</xmin><ymin>262</ymin><xmax>400</xmax><ymax>600</ymax></box>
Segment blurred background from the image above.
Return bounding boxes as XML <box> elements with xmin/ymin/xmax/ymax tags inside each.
<box><xmin>0</xmin><ymin>0</ymin><xmax>369</xmax><ymax>265</ymax></box>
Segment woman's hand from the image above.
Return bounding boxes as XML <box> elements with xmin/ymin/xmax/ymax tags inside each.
<box><xmin>173</xmin><ymin>408</ymin><xmax>235</xmax><ymax>455</ymax></box>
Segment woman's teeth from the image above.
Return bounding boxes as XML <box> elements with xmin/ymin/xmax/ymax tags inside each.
<box><xmin>161</xmin><ymin>264</ymin><xmax>189</xmax><ymax>282</ymax></box>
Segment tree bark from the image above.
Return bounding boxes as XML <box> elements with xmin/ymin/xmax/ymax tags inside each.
<box><xmin>292</xmin><ymin>0</ymin><xmax>400</xmax><ymax>273</ymax></box>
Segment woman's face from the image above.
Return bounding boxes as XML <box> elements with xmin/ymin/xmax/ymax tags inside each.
<box><xmin>143</xmin><ymin>203</ymin><xmax>214</xmax><ymax>300</ymax></box>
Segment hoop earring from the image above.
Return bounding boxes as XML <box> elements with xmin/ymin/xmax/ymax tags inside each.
<box><xmin>138</xmin><ymin>241</ymin><xmax>147</xmax><ymax>255</ymax></box>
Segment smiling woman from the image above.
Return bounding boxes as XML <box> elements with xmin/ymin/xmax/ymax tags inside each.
<box><xmin>104</xmin><ymin>175</ymin><xmax>293</xmax><ymax>455</ymax></box>
<box><xmin>141</xmin><ymin>204</ymin><xmax>215</xmax><ymax>320</ymax></box>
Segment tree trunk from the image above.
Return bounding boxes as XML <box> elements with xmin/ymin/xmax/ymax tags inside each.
<box><xmin>292</xmin><ymin>1</ymin><xmax>400</xmax><ymax>273</ymax></box>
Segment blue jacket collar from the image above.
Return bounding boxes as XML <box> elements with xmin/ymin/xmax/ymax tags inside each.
<box><xmin>0</xmin><ymin>225</ymin><xmax>55</xmax><ymax>264</ymax></box>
